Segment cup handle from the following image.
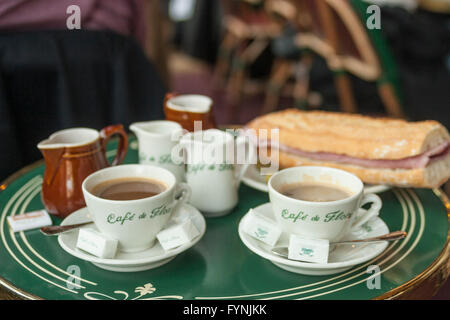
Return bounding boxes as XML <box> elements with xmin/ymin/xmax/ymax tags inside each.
<box><xmin>100</xmin><ymin>124</ymin><xmax>129</xmax><ymax>166</ymax></box>
<box><xmin>170</xmin><ymin>183</ymin><xmax>192</xmax><ymax>220</ymax></box>
<box><xmin>351</xmin><ymin>193</ymin><xmax>382</xmax><ymax>231</ymax></box>
<box><xmin>234</xmin><ymin>135</ymin><xmax>257</xmax><ymax>188</ymax></box>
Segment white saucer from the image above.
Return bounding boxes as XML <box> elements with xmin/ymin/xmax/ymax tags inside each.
<box><xmin>242</xmin><ymin>165</ymin><xmax>391</xmax><ymax>194</ymax></box>
<box><xmin>58</xmin><ymin>204</ymin><xmax>206</xmax><ymax>272</ymax></box>
<box><xmin>238</xmin><ymin>203</ymin><xmax>389</xmax><ymax>275</ymax></box>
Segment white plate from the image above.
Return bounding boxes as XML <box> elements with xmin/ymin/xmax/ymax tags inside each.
<box><xmin>58</xmin><ymin>204</ymin><xmax>206</xmax><ymax>272</ymax></box>
<box><xmin>242</xmin><ymin>165</ymin><xmax>391</xmax><ymax>194</ymax></box>
<box><xmin>238</xmin><ymin>203</ymin><xmax>389</xmax><ymax>275</ymax></box>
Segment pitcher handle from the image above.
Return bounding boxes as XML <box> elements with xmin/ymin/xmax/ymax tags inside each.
<box><xmin>100</xmin><ymin>124</ymin><xmax>128</xmax><ymax>166</ymax></box>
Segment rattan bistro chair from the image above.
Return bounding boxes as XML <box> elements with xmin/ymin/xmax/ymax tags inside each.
<box><xmin>264</xmin><ymin>0</ymin><xmax>405</xmax><ymax>117</ymax></box>
<box><xmin>324</xmin><ymin>0</ymin><xmax>404</xmax><ymax>117</ymax></box>
<box><xmin>348</xmin><ymin>0</ymin><xmax>405</xmax><ymax>118</ymax></box>
<box><xmin>262</xmin><ymin>0</ymin><xmax>320</xmax><ymax>113</ymax></box>
<box><xmin>214</xmin><ymin>0</ymin><xmax>281</xmax><ymax>104</ymax></box>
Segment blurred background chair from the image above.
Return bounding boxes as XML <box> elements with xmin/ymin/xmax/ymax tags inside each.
<box><xmin>213</xmin><ymin>0</ymin><xmax>280</xmax><ymax>106</ymax></box>
<box><xmin>263</xmin><ymin>0</ymin><xmax>405</xmax><ymax>117</ymax></box>
<box><xmin>262</xmin><ymin>0</ymin><xmax>325</xmax><ymax>113</ymax></box>
<box><xmin>345</xmin><ymin>0</ymin><xmax>405</xmax><ymax>118</ymax></box>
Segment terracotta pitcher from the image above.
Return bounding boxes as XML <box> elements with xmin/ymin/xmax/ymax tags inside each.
<box><xmin>163</xmin><ymin>93</ymin><xmax>216</xmax><ymax>132</ymax></box>
<box><xmin>37</xmin><ymin>125</ymin><xmax>128</xmax><ymax>218</ymax></box>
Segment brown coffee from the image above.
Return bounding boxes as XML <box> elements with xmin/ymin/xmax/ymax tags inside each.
<box><xmin>92</xmin><ymin>177</ymin><xmax>166</xmax><ymax>201</ymax></box>
<box><xmin>278</xmin><ymin>182</ymin><xmax>352</xmax><ymax>202</ymax></box>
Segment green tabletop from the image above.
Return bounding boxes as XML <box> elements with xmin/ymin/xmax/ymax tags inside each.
<box><xmin>0</xmin><ymin>139</ymin><xmax>449</xmax><ymax>300</ymax></box>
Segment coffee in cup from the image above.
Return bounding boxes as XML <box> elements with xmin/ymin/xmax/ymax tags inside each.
<box><xmin>278</xmin><ymin>182</ymin><xmax>353</xmax><ymax>202</ymax></box>
<box><xmin>92</xmin><ymin>177</ymin><xmax>167</xmax><ymax>201</ymax></box>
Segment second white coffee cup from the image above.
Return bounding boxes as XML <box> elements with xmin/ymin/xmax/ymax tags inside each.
<box><xmin>268</xmin><ymin>166</ymin><xmax>382</xmax><ymax>242</ymax></box>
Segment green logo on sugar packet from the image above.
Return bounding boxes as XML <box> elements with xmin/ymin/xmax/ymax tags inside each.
<box><xmin>299</xmin><ymin>248</ymin><xmax>314</xmax><ymax>257</ymax></box>
<box><xmin>254</xmin><ymin>227</ymin><xmax>268</xmax><ymax>239</ymax></box>
<box><xmin>107</xmin><ymin>204</ymin><xmax>171</xmax><ymax>225</ymax></box>
<box><xmin>281</xmin><ymin>209</ymin><xmax>352</xmax><ymax>223</ymax></box>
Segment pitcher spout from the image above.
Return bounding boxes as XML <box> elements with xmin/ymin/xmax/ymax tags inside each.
<box><xmin>130</xmin><ymin>121</ymin><xmax>184</xmax><ymax>140</ymax></box>
<box><xmin>129</xmin><ymin>123</ymin><xmax>146</xmax><ymax>138</ymax></box>
<box><xmin>37</xmin><ymin>128</ymin><xmax>100</xmax><ymax>186</ymax></box>
<box><xmin>38</xmin><ymin>128</ymin><xmax>100</xmax><ymax>149</ymax></box>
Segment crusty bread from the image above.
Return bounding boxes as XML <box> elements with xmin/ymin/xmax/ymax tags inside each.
<box><xmin>278</xmin><ymin>151</ymin><xmax>450</xmax><ymax>188</ymax></box>
<box><xmin>247</xmin><ymin>109</ymin><xmax>450</xmax><ymax>160</ymax></box>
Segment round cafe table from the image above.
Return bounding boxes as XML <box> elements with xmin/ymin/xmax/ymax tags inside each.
<box><xmin>0</xmin><ymin>138</ymin><xmax>449</xmax><ymax>300</ymax></box>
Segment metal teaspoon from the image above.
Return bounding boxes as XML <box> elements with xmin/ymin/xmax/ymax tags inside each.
<box><xmin>40</xmin><ymin>221</ymin><xmax>93</xmax><ymax>236</ymax></box>
<box><xmin>271</xmin><ymin>230</ymin><xmax>407</xmax><ymax>259</ymax></box>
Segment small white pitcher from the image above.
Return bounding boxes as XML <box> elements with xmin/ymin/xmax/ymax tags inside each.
<box><xmin>180</xmin><ymin>129</ymin><xmax>256</xmax><ymax>217</ymax></box>
<box><xmin>130</xmin><ymin>120</ymin><xmax>185</xmax><ymax>182</ymax></box>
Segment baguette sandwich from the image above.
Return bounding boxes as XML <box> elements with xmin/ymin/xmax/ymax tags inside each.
<box><xmin>245</xmin><ymin>109</ymin><xmax>450</xmax><ymax>188</ymax></box>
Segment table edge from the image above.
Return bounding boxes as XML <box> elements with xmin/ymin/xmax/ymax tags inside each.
<box><xmin>0</xmin><ymin>160</ymin><xmax>44</xmax><ymax>300</ymax></box>
<box><xmin>0</xmin><ymin>160</ymin><xmax>449</xmax><ymax>300</ymax></box>
<box><xmin>374</xmin><ymin>188</ymin><xmax>450</xmax><ymax>300</ymax></box>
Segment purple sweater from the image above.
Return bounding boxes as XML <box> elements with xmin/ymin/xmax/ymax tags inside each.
<box><xmin>0</xmin><ymin>0</ymin><xmax>147</xmax><ymax>46</ymax></box>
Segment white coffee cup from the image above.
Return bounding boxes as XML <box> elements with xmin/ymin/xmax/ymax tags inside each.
<box><xmin>180</xmin><ymin>129</ymin><xmax>255</xmax><ymax>217</ymax></box>
<box><xmin>130</xmin><ymin>120</ymin><xmax>185</xmax><ymax>182</ymax></box>
<box><xmin>82</xmin><ymin>164</ymin><xmax>191</xmax><ymax>252</ymax></box>
<box><xmin>268</xmin><ymin>166</ymin><xmax>382</xmax><ymax>242</ymax></box>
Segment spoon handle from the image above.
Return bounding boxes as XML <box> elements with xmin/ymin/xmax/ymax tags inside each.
<box><xmin>270</xmin><ymin>231</ymin><xmax>407</xmax><ymax>259</ymax></box>
<box><xmin>333</xmin><ymin>231</ymin><xmax>407</xmax><ymax>245</ymax></box>
<box><xmin>40</xmin><ymin>221</ymin><xmax>93</xmax><ymax>236</ymax></box>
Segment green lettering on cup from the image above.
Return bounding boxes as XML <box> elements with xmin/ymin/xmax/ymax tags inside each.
<box><xmin>106</xmin><ymin>212</ymin><xmax>135</xmax><ymax>225</ymax></box>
